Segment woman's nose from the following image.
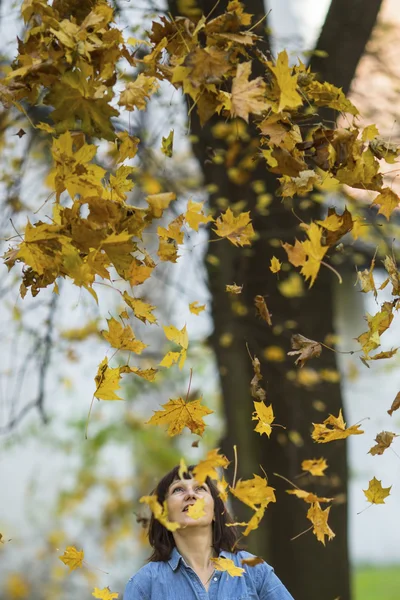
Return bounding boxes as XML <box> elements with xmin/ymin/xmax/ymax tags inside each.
<box><xmin>184</xmin><ymin>488</ymin><xmax>198</xmax><ymax>499</ymax></box>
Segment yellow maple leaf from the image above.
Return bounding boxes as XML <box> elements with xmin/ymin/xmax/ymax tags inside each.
<box><xmin>122</xmin><ymin>292</ymin><xmax>157</xmax><ymax>324</ymax></box>
<box><xmin>92</xmin><ymin>587</ymin><xmax>118</xmax><ymax>600</ymax></box>
<box><xmin>269</xmin><ymin>256</ymin><xmax>281</xmax><ymax>273</ymax></box>
<box><xmin>161</xmin><ymin>129</ymin><xmax>174</xmax><ymax>157</ymax></box>
<box><xmin>101</xmin><ymin>317</ymin><xmax>147</xmax><ymax>354</ymax></box>
<box><xmin>94</xmin><ymin>357</ymin><xmax>122</xmax><ymax>401</ymax></box>
<box><xmin>305</xmin><ymin>81</ymin><xmax>358</xmax><ymax>115</ymax></box>
<box><xmin>230</xmin><ymin>474</ymin><xmax>276</xmax><ymax>510</ymax></box>
<box><xmin>146</xmin><ymin>192</ymin><xmax>176</xmax><ymax>218</ymax></box>
<box><xmin>187</xmin><ymin>498</ymin><xmax>206</xmax><ymax>519</ymax></box>
<box><xmin>146</xmin><ymin>397</ymin><xmax>213</xmax><ymax>436</ymax></box>
<box><xmin>121</xmin><ymin>365</ymin><xmax>158</xmax><ymax>382</ymax></box>
<box><xmin>216</xmin><ymin>475</ymin><xmax>229</xmax><ymax>503</ymax></box>
<box><xmin>357</xmin><ymin>301</ymin><xmax>393</xmax><ymax>357</ymax></box>
<box><xmin>286</xmin><ymin>489</ymin><xmax>333</xmax><ymax>504</ymax></box>
<box><xmin>158</xmin><ymin>214</ymin><xmax>185</xmax><ymax>244</ymax></box>
<box><xmin>140</xmin><ymin>495</ymin><xmax>180</xmax><ymax>531</ymax></box>
<box><xmin>160</xmin><ymin>324</ymin><xmax>188</xmax><ymax>369</ymax></box>
<box><xmin>213</xmin><ymin>208</ymin><xmax>254</xmax><ymax>246</ymax></box>
<box><xmin>368</xmin><ymin>431</ymin><xmax>398</xmax><ymax>456</ymax></box>
<box><xmin>301</xmin><ymin>458</ymin><xmax>328</xmax><ymax>477</ymax></box>
<box><xmin>192</xmin><ymin>448</ymin><xmax>230</xmax><ymax>484</ymax></box>
<box><xmin>226</xmin><ymin>283</ymin><xmax>243</xmax><ymax>294</ymax></box>
<box><xmin>363</xmin><ymin>477</ymin><xmax>391</xmax><ymax>504</ymax></box>
<box><xmin>306</xmin><ymin>502</ymin><xmax>335</xmax><ymax>545</ymax></box>
<box><xmin>229</xmin><ymin>61</ymin><xmax>267</xmax><ymax>122</ymax></box>
<box><xmin>268</xmin><ymin>50</ymin><xmax>302</xmax><ymax>112</ymax></box>
<box><xmin>299</xmin><ymin>223</ymin><xmax>329</xmax><ymax>287</ymax></box>
<box><xmin>116</xmin><ymin>131</ymin><xmax>140</xmax><ymax>163</ymax></box>
<box><xmin>211</xmin><ymin>557</ymin><xmax>245</xmax><ymax>577</ymax></box>
<box><xmin>189</xmin><ymin>301</ymin><xmax>206</xmax><ymax>315</ymax></box>
<box><xmin>371</xmin><ymin>188</ymin><xmax>399</xmax><ymax>220</ymax></box>
<box><xmin>185</xmin><ymin>200</ymin><xmax>213</xmax><ymax>231</ymax></box>
<box><xmin>312</xmin><ymin>409</ymin><xmax>364</xmax><ymax>443</ymax></box>
<box><xmin>282</xmin><ymin>239</ymin><xmax>306</xmax><ymax>267</ymax></box>
<box><xmin>252</xmin><ymin>401</ymin><xmax>275</xmax><ymax>437</ymax></box>
<box><xmin>59</xmin><ymin>546</ymin><xmax>84</xmax><ymax>571</ymax></box>
<box><xmin>118</xmin><ymin>74</ymin><xmax>159</xmax><ymax>111</ymax></box>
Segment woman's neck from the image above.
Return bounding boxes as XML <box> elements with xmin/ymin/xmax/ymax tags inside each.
<box><xmin>173</xmin><ymin>528</ymin><xmax>216</xmax><ymax>570</ymax></box>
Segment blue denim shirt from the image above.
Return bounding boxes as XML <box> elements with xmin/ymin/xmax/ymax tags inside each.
<box><xmin>124</xmin><ymin>547</ymin><xmax>294</xmax><ymax>599</ymax></box>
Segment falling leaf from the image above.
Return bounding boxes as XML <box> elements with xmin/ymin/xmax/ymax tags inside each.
<box><xmin>312</xmin><ymin>409</ymin><xmax>364</xmax><ymax>443</ymax></box>
<box><xmin>94</xmin><ymin>358</ymin><xmax>122</xmax><ymax>401</ymax></box>
<box><xmin>16</xmin><ymin>128</ymin><xmax>26</xmax><ymax>138</ymax></box>
<box><xmin>101</xmin><ymin>317</ymin><xmax>147</xmax><ymax>354</ymax></box>
<box><xmin>59</xmin><ymin>546</ymin><xmax>84</xmax><ymax>571</ymax></box>
<box><xmin>254</xmin><ymin>295</ymin><xmax>272</xmax><ymax>326</ymax></box>
<box><xmin>372</xmin><ymin>188</ymin><xmax>399</xmax><ymax>220</ymax></box>
<box><xmin>357</xmin><ymin>256</ymin><xmax>377</xmax><ymax>299</ymax></box>
<box><xmin>92</xmin><ymin>587</ymin><xmax>118</xmax><ymax>600</ymax></box>
<box><xmin>211</xmin><ymin>557</ymin><xmax>245</xmax><ymax>577</ymax></box>
<box><xmin>301</xmin><ymin>458</ymin><xmax>328</xmax><ymax>477</ymax></box>
<box><xmin>160</xmin><ymin>324</ymin><xmax>188</xmax><ymax>370</ymax></box>
<box><xmin>270</xmin><ymin>256</ymin><xmax>282</xmax><ymax>273</ymax></box>
<box><xmin>252</xmin><ymin>401</ymin><xmax>275</xmax><ymax>437</ymax></box>
<box><xmin>216</xmin><ymin>476</ymin><xmax>229</xmax><ymax>502</ymax></box>
<box><xmin>230</xmin><ymin>474</ymin><xmax>276</xmax><ymax>510</ymax></box>
<box><xmin>388</xmin><ymin>392</ymin><xmax>400</xmax><ymax>416</ymax></box>
<box><xmin>368</xmin><ymin>431</ymin><xmax>398</xmax><ymax>456</ymax></box>
<box><xmin>306</xmin><ymin>502</ymin><xmax>335</xmax><ymax>545</ymax></box>
<box><xmin>288</xmin><ymin>334</ymin><xmax>322</xmax><ymax>367</ymax></box>
<box><xmin>241</xmin><ymin>556</ymin><xmax>265</xmax><ymax>567</ymax></box>
<box><xmin>140</xmin><ymin>495</ymin><xmax>180</xmax><ymax>531</ymax></box>
<box><xmin>193</xmin><ymin>448</ymin><xmax>230</xmax><ymax>484</ymax></box>
<box><xmin>249</xmin><ymin>353</ymin><xmax>266</xmax><ymax>402</ymax></box>
<box><xmin>268</xmin><ymin>50</ymin><xmax>302</xmax><ymax>112</ymax></box>
<box><xmin>187</xmin><ymin>498</ymin><xmax>206</xmax><ymax>519</ymax></box>
<box><xmin>229</xmin><ymin>61</ymin><xmax>267</xmax><ymax>122</ymax></box>
<box><xmin>146</xmin><ymin>397</ymin><xmax>213</xmax><ymax>436</ymax></box>
<box><xmin>226</xmin><ymin>283</ymin><xmax>243</xmax><ymax>294</ymax></box>
<box><xmin>120</xmin><ymin>365</ymin><xmax>158</xmax><ymax>382</ymax></box>
<box><xmin>185</xmin><ymin>200</ymin><xmax>213</xmax><ymax>231</ymax></box>
<box><xmin>286</xmin><ymin>489</ymin><xmax>333</xmax><ymax>504</ymax></box>
<box><xmin>213</xmin><ymin>208</ymin><xmax>254</xmax><ymax>246</ymax></box>
<box><xmin>189</xmin><ymin>301</ymin><xmax>206</xmax><ymax>315</ymax></box>
<box><xmin>123</xmin><ymin>292</ymin><xmax>157</xmax><ymax>325</ymax></box>
<box><xmin>357</xmin><ymin>302</ymin><xmax>393</xmax><ymax>357</ymax></box>
<box><xmin>118</xmin><ymin>74</ymin><xmax>159</xmax><ymax>111</ymax></box>
<box><xmin>161</xmin><ymin>129</ymin><xmax>174</xmax><ymax>157</ymax></box>
<box><xmin>316</xmin><ymin>207</ymin><xmax>354</xmax><ymax>247</ymax></box>
<box><xmin>363</xmin><ymin>477</ymin><xmax>391</xmax><ymax>504</ymax></box>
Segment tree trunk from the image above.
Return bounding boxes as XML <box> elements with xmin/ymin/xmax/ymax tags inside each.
<box><xmin>168</xmin><ymin>1</ymin><xmax>383</xmax><ymax>598</ymax></box>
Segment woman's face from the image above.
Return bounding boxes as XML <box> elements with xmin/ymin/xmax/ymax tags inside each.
<box><xmin>165</xmin><ymin>477</ymin><xmax>215</xmax><ymax>528</ymax></box>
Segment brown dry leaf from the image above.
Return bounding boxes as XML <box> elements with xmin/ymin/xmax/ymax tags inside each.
<box><xmin>368</xmin><ymin>431</ymin><xmax>398</xmax><ymax>456</ymax></box>
<box><xmin>382</xmin><ymin>255</ymin><xmax>400</xmax><ymax>296</ymax></box>
<box><xmin>306</xmin><ymin>502</ymin><xmax>335</xmax><ymax>545</ymax></box>
<box><xmin>316</xmin><ymin>207</ymin><xmax>354</xmax><ymax>247</ymax></box>
<box><xmin>249</xmin><ymin>353</ymin><xmax>266</xmax><ymax>402</ymax></box>
<box><xmin>312</xmin><ymin>409</ymin><xmax>364</xmax><ymax>443</ymax></box>
<box><xmin>254</xmin><ymin>295</ymin><xmax>272</xmax><ymax>326</ymax></box>
<box><xmin>357</xmin><ymin>256</ymin><xmax>377</xmax><ymax>299</ymax></box>
<box><xmin>288</xmin><ymin>333</ymin><xmax>322</xmax><ymax>367</ymax></box>
<box><xmin>388</xmin><ymin>392</ymin><xmax>400</xmax><ymax>416</ymax></box>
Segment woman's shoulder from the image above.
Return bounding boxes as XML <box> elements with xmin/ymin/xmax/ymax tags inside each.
<box><xmin>125</xmin><ymin>561</ymin><xmax>165</xmax><ymax>599</ymax></box>
<box><xmin>223</xmin><ymin>550</ymin><xmax>274</xmax><ymax>582</ymax></box>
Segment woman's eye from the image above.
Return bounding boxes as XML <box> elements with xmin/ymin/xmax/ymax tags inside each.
<box><xmin>197</xmin><ymin>486</ymin><xmax>206</xmax><ymax>492</ymax></box>
<box><xmin>172</xmin><ymin>486</ymin><xmax>183</xmax><ymax>493</ymax></box>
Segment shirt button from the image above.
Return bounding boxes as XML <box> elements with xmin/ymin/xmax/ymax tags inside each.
<box><xmin>213</xmin><ymin>577</ymin><xmax>218</xmax><ymax>581</ymax></box>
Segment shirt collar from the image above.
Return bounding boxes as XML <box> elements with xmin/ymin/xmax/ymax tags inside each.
<box><xmin>168</xmin><ymin>547</ymin><xmax>230</xmax><ymax>571</ymax></box>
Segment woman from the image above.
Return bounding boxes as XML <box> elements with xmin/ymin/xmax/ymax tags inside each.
<box><xmin>124</xmin><ymin>464</ymin><xmax>294</xmax><ymax>599</ymax></box>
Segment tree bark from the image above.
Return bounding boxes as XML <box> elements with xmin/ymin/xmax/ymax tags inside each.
<box><xmin>168</xmin><ymin>1</ymin><xmax>382</xmax><ymax>598</ymax></box>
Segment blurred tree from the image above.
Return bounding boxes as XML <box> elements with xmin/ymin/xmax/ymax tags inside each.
<box><xmin>166</xmin><ymin>2</ymin><xmax>383</xmax><ymax>599</ymax></box>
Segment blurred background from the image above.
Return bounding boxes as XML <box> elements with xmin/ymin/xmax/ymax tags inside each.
<box><xmin>1</xmin><ymin>0</ymin><xmax>399</xmax><ymax>598</ymax></box>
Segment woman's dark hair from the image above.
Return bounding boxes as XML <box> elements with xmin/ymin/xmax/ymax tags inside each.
<box><xmin>147</xmin><ymin>464</ymin><xmax>240</xmax><ymax>561</ymax></box>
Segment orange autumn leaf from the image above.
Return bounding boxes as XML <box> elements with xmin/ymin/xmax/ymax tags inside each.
<box><xmin>146</xmin><ymin>397</ymin><xmax>213</xmax><ymax>436</ymax></box>
<box><xmin>306</xmin><ymin>502</ymin><xmax>335</xmax><ymax>545</ymax></box>
<box><xmin>388</xmin><ymin>391</ymin><xmax>400</xmax><ymax>416</ymax></box>
<box><xmin>312</xmin><ymin>409</ymin><xmax>364</xmax><ymax>443</ymax></box>
<box><xmin>213</xmin><ymin>208</ymin><xmax>254</xmax><ymax>246</ymax></box>
<box><xmin>59</xmin><ymin>546</ymin><xmax>84</xmax><ymax>571</ymax></box>
<box><xmin>254</xmin><ymin>295</ymin><xmax>272</xmax><ymax>326</ymax></box>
